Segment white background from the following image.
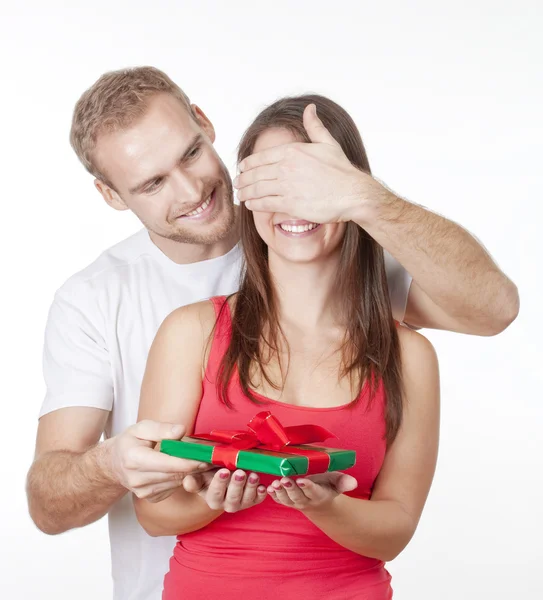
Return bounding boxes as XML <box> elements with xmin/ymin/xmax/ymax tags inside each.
<box><xmin>1</xmin><ymin>1</ymin><xmax>542</xmax><ymax>598</ymax></box>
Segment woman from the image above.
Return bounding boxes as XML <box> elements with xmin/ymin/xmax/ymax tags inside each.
<box><xmin>134</xmin><ymin>95</ymin><xmax>440</xmax><ymax>599</ymax></box>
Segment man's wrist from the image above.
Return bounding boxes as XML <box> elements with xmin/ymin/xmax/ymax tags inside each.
<box><xmin>89</xmin><ymin>437</ymin><xmax>125</xmax><ymax>490</ymax></box>
<box><xmin>343</xmin><ymin>172</ymin><xmax>399</xmax><ymax>228</ymax></box>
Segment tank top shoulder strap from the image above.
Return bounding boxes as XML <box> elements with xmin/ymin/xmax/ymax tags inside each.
<box><xmin>205</xmin><ymin>296</ymin><xmax>233</xmax><ymax>380</ymax></box>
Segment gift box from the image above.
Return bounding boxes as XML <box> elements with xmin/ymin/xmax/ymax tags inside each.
<box><xmin>160</xmin><ymin>411</ymin><xmax>356</xmax><ymax>476</ymax></box>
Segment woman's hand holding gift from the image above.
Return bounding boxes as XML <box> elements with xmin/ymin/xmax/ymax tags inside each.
<box><xmin>183</xmin><ymin>468</ymin><xmax>267</xmax><ymax>513</ymax></box>
<box><xmin>267</xmin><ymin>472</ymin><xmax>358</xmax><ymax>513</ymax></box>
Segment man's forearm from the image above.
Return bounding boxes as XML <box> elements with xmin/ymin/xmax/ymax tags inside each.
<box><xmin>304</xmin><ymin>495</ymin><xmax>415</xmax><ymax>562</ymax></box>
<box><xmin>350</xmin><ymin>180</ymin><xmax>519</xmax><ymax>335</ymax></box>
<box><xmin>26</xmin><ymin>440</ymin><xmax>126</xmax><ymax>535</ymax></box>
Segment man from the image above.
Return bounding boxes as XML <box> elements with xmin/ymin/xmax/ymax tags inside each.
<box><xmin>26</xmin><ymin>66</ymin><xmax>518</xmax><ymax>600</ymax></box>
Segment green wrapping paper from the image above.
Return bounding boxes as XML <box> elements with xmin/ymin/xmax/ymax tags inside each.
<box><xmin>160</xmin><ymin>436</ymin><xmax>356</xmax><ymax>477</ymax></box>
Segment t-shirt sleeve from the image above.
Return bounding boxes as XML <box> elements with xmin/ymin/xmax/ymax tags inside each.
<box><xmin>383</xmin><ymin>250</ymin><xmax>413</xmax><ymax>323</ymax></box>
<box><xmin>39</xmin><ymin>288</ymin><xmax>114</xmax><ymax>418</ymax></box>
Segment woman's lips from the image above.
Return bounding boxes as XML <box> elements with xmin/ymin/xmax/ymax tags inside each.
<box><xmin>275</xmin><ymin>220</ymin><xmax>322</xmax><ymax>237</ymax></box>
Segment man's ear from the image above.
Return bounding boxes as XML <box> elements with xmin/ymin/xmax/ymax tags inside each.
<box><xmin>191</xmin><ymin>104</ymin><xmax>216</xmax><ymax>143</ymax></box>
<box><xmin>94</xmin><ymin>179</ymin><xmax>128</xmax><ymax>211</ymax></box>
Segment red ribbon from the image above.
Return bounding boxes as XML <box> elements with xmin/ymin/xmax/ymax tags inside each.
<box><xmin>193</xmin><ymin>411</ymin><xmax>337</xmax><ymax>475</ymax></box>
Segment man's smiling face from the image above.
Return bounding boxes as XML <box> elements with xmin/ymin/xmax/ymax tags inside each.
<box><xmin>93</xmin><ymin>93</ymin><xmax>235</xmax><ymax>245</ymax></box>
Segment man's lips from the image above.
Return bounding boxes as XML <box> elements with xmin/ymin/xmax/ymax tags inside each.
<box><xmin>177</xmin><ymin>189</ymin><xmax>216</xmax><ymax>219</ymax></box>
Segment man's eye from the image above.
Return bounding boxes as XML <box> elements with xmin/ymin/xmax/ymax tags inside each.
<box><xmin>145</xmin><ymin>179</ymin><xmax>163</xmax><ymax>193</ymax></box>
<box><xmin>188</xmin><ymin>146</ymin><xmax>201</xmax><ymax>159</ymax></box>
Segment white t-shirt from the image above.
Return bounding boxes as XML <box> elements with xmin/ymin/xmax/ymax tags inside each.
<box><xmin>39</xmin><ymin>227</ymin><xmax>412</xmax><ymax>600</ymax></box>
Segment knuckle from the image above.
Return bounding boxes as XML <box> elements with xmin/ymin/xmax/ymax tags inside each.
<box><xmin>277</xmin><ymin>164</ymin><xmax>288</xmax><ymax>179</ymax></box>
<box><xmin>143</xmin><ymin>487</ymin><xmax>156</xmax><ymax>498</ymax></box>
<box><xmin>133</xmin><ymin>419</ymin><xmax>150</xmax><ymax>432</ymax></box>
<box><xmin>127</xmin><ymin>474</ymin><xmax>144</xmax><ymax>490</ymax></box>
<box><xmin>122</xmin><ymin>451</ymin><xmax>139</xmax><ymax>471</ymax></box>
<box><xmin>172</xmin><ymin>472</ymin><xmax>186</xmax><ymax>484</ymax></box>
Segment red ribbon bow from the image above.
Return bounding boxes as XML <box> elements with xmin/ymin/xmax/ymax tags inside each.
<box><xmin>193</xmin><ymin>411</ymin><xmax>337</xmax><ymax>474</ymax></box>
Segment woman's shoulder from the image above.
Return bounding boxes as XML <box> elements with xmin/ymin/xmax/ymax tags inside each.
<box><xmin>163</xmin><ymin>297</ymin><xmax>222</xmax><ymax>332</ymax></box>
<box><xmin>396</xmin><ymin>324</ymin><xmax>439</xmax><ymax>379</ymax></box>
<box><xmin>160</xmin><ymin>294</ymin><xmax>237</xmax><ymax>343</ymax></box>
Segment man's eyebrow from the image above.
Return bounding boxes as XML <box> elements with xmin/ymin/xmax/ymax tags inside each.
<box><xmin>180</xmin><ymin>133</ymin><xmax>204</xmax><ymax>162</ymax></box>
<box><xmin>129</xmin><ymin>172</ymin><xmax>167</xmax><ymax>195</ymax></box>
<box><xmin>128</xmin><ymin>134</ymin><xmax>204</xmax><ymax>194</ymax></box>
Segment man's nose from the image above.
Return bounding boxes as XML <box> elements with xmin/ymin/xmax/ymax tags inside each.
<box><xmin>171</xmin><ymin>170</ymin><xmax>202</xmax><ymax>207</ymax></box>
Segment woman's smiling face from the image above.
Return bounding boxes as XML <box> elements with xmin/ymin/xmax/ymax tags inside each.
<box><xmin>250</xmin><ymin>127</ymin><xmax>346</xmax><ymax>265</ymax></box>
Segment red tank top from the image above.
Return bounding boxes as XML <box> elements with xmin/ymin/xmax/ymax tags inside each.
<box><xmin>163</xmin><ymin>297</ymin><xmax>393</xmax><ymax>599</ymax></box>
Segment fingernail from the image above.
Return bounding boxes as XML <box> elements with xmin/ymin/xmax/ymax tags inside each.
<box><xmin>297</xmin><ymin>481</ymin><xmax>306</xmax><ymax>487</ymax></box>
<box><xmin>272</xmin><ymin>481</ymin><xmax>281</xmax><ymax>489</ymax></box>
<box><xmin>245</xmin><ymin>201</ymin><xmax>251</xmax><ymax>210</ymax></box>
<box><xmin>235</xmin><ymin>473</ymin><xmax>245</xmax><ymax>482</ymax></box>
<box><xmin>249</xmin><ymin>475</ymin><xmax>259</xmax><ymax>484</ymax></box>
<box><xmin>233</xmin><ymin>176</ymin><xmax>239</xmax><ymax>187</ymax></box>
<box><xmin>257</xmin><ymin>486</ymin><xmax>266</xmax><ymax>493</ymax></box>
<box><xmin>198</xmin><ymin>463</ymin><xmax>208</xmax><ymax>470</ymax></box>
<box><xmin>267</xmin><ymin>486</ymin><xmax>275</xmax><ymax>494</ymax></box>
<box><xmin>282</xmin><ymin>481</ymin><xmax>293</xmax><ymax>488</ymax></box>
<box><xmin>219</xmin><ymin>471</ymin><xmax>230</xmax><ymax>479</ymax></box>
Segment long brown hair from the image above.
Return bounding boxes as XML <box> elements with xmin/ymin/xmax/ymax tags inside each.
<box><xmin>217</xmin><ymin>94</ymin><xmax>403</xmax><ymax>444</ymax></box>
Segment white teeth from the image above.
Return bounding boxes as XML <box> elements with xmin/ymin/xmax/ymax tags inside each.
<box><xmin>185</xmin><ymin>194</ymin><xmax>212</xmax><ymax>217</ymax></box>
<box><xmin>279</xmin><ymin>223</ymin><xmax>318</xmax><ymax>233</ymax></box>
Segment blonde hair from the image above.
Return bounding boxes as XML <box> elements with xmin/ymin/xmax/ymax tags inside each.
<box><xmin>70</xmin><ymin>66</ymin><xmax>194</xmax><ymax>186</ymax></box>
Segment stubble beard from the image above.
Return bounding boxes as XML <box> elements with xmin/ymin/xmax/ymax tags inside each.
<box><xmin>154</xmin><ymin>166</ymin><xmax>236</xmax><ymax>246</ymax></box>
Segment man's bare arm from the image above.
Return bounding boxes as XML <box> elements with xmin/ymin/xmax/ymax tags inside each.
<box><xmin>26</xmin><ymin>407</ymin><xmax>206</xmax><ymax>535</ymax></box>
<box><xmin>350</xmin><ymin>186</ymin><xmax>519</xmax><ymax>335</ymax></box>
<box><xmin>234</xmin><ymin>103</ymin><xmax>519</xmax><ymax>337</ymax></box>
<box><xmin>27</xmin><ymin>407</ymin><xmax>122</xmax><ymax>534</ymax></box>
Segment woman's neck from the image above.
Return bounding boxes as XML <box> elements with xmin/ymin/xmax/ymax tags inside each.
<box><xmin>268</xmin><ymin>250</ymin><xmax>343</xmax><ymax>331</ymax></box>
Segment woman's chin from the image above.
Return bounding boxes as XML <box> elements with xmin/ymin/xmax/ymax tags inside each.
<box><xmin>270</xmin><ymin>248</ymin><xmax>332</xmax><ymax>265</ymax></box>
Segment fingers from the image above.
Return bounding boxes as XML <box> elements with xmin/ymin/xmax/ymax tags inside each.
<box><xmin>146</xmin><ymin>490</ymin><xmax>175</xmax><ymax>503</ymax></box>
<box><xmin>237</xmin><ymin>181</ymin><xmax>281</xmax><ymax>204</ymax></box>
<box><xmin>224</xmin><ymin>470</ymin><xmax>248</xmax><ymax>512</ymax></box>
<box><xmin>302</xmin><ymin>104</ymin><xmax>340</xmax><ymax>147</ymax></box>
<box><xmin>131</xmin><ymin>470</ymin><xmax>185</xmax><ymax>488</ymax></box>
<box><xmin>132</xmin><ymin>477</ymin><xmax>184</xmax><ymax>500</ymax></box>
<box><xmin>124</xmin><ymin>445</ymin><xmax>209</xmax><ymax>475</ymax></box>
<box><xmin>233</xmin><ymin>164</ymin><xmax>278</xmax><ymax>189</ymax></box>
<box><xmin>205</xmin><ymin>469</ymin><xmax>232</xmax><ymax>510</ymax></box>
<box><xmin>291</xmin><ymin>478</ymin><xmax>320</xmax><ymax>501</ymax></box>
<box><xmin>182</xmin><ymin>470</ymin><xmax>217</xmax><ymax>494</ymax></box>
<box><xmin>130</xmin><ymin>420</ymin><xmax>185</xmax><ymax>443</ymax></box>
<box><xmin>335</xmin><ymin>474</ymin><xmax>358</xmax><ymax>494</ymax></box>
<box><xmin>268</xmin><ymin>478</ymin><xmax>307</xmax><ymax>506</ymax></box>
<box><xmin>203</xmin><ymin>470</ymin><xmax>266</xmax><ymax>512</ymax></box>
<box><xmin>240</xmin><ymin>472</ymin><xmax>266</xmax><ymax>507</ymax></box>
<box><xmin>267</xmin><ymin>473</ymin><xmax>357</xmax><ymax>510</ymax></box>
<box><xmin>242</xmin><ymin>197</ymin><xmax>290</xmax><ymax>214</ymax></box>
<box><xmin>306</xmin><ymin>472</ymin><xmax>358</xmax><ymax>493</ymax></box>
<box><xmin>239</xmin><ymin>146</ymin><xmax>285</xmax><ymax>173</ymax></box>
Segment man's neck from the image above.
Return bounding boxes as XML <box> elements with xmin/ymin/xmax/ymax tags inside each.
<box><xmin>148</xmin><ymin>222</ymin><xmax>240</xmax><ymax>265</ymax></box>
